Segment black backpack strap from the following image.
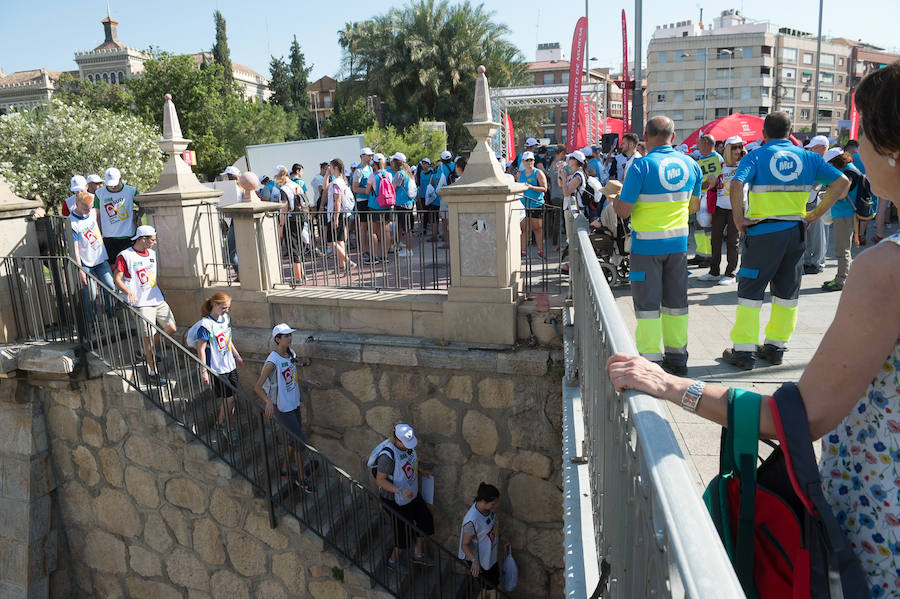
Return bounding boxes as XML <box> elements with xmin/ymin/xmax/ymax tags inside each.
<box><xmin>769</xmin><ymin>383</ymin><xmax>869</xmax><ymax>599</ymax></box>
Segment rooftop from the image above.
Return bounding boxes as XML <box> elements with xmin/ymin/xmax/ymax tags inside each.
<box><xmin>0</xmin><ymin>69</ymin><xmax>64</xmax><ymax>87</ymax></box>
<box><xmin>192</xmin><ymin>52</ymin><xmax>268</xmax><ymax>83</ymax></box>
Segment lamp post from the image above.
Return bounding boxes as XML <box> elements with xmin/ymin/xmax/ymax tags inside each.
<box><xmin>812</xmin><ymin>0</ymin><xmax>824</xmax><ymax>134</ymax></box>
<box><xmin>721</xmin><ymin>48</ymin><xmax>734</xmax><ymax>115</ymax></box>
<box><xmin>682</xmin><ymin>50</ymin><xmax>709</xmax><ymax>126</ymax></box>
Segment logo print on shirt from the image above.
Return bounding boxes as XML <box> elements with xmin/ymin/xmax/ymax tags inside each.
<box><xmin>215</xmin><ymin>331</ymin><xmax>228</xmax><ymax>350</ymax></box>
<box><xmin>401</xmin><ymin>460</ymin><xmax>415</xmax><ymax>479</ymax></box>
<box><xmin>136</xmin><ymin>267</ymin><xmax>150</xmax><ymax>285</ymax></box>
<box><xmin>769</xmin><ymin>151</ymin><xmax>803</xmax><ymax>182</ymax></box>
<box><xmin>658</xmin><ymin>157</ymin><xmax>689</xmax><ymax>192</ymax></box>
<box><xmin>84</xmin><ymin>228</ymin><xmax>99</xmax><ymax>246</ymax></box>
<box><xmin>280</xmin><ymin>366</ymin><xmax>293</xmax><ymax>386</ymax></box>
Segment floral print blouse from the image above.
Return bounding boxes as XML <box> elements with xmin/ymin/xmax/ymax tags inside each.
<box><xmin>820</xmin><ymin>231</ymin><xmax>900</xmax><ymax>598</ymax></box>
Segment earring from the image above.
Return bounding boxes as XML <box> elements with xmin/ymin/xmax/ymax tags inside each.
<box><xmin>890</xmin><ymin>155</ymin><xmax>897</xmax><ymax>168</ymax></box>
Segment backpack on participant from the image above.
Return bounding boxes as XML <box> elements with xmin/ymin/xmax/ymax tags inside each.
<box><xmin>184</xmin><ymin>317</ymin><xmax>212</xmax><ymax>348</ymax></box>
<box><xmin>374</xmin><ymin>171</ymin><xmax>397</xmax><ymax>208</ymax></box>
<box><xmin>405</xmin><ymin>174</ymin><xmax>418</xmax><ymax>200</ymax></box>
<box><xmin>852</xmin><ymin>173</ymin><xmax>875</xmax><ymax>220</ymax></box>
<box><xmin>366</xmin><ymin>440</ymin><xmax>396</xmax><ymax>479</ymax></box>
<box><xmin>704</xmin><ymin>383</ymin><xmax>867</xmax><ymax>599</ymax></box>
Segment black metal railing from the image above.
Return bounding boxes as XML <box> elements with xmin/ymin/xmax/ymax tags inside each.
<box><xmin>201</xmin><ymin>201</ymin><xmax>238</xmax><ymax>286</ymax></box>
<box><xmin>515</xmin><ymin>204</ymin><xmax>566</xmax><ymax>297</ymax></box>
<box><xmin>4</xmin><ymin>254</ymin><xmax>505</xmax><ymax>599</ymax></box>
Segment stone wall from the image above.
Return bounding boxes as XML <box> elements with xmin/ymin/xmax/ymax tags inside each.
<box><xmin>237</xmin><ymin>331</ymin><xmax>567</xmax><ymax>598</ymax></box>
<box><xmin>14</xmin><ymin>372</ymin><xmax>394</xmax><ymax>599</ymax></box>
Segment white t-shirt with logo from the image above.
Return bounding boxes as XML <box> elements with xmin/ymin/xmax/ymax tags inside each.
<box><xmin>95</xmin><ymin>184</ymin><xmax>138</xmax><ymax>238</ymax></box>
<box><xmin>264</xmin><ymin>350</ymin><xmax>301</xmax><ymax>412</ymax></box>
<box><xmin>69</xmin><ymin>209</ymin><xmax>108</xmax><ymax>267</ymax></box>
<box><xmin>198</xmin><ymin>315</ymin><xmax>236</xmax><ymax>375</ymax></box>
<box><xmin>458</xmin><ymin>503</ymin><xmax>499</xmax><ymax>568</ymax></box>
<box><xmin>115</xmin><ymin>247</ymin><xmax>164</xmax><ymax>307</ymax></box>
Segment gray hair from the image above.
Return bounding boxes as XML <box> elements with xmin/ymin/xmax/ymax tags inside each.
<box><xmin>699</xmin><ymin>134</ymin><xmax>715</xmax><ymax>145</ymax></box>
<box><xmin>645</xmin><ymin>116</ymin><xmax>675</xmax><ymax>140</ymax></box>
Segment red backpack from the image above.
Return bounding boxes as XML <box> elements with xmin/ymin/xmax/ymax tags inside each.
<box><xmin>704</xmin><ymin>383</ymin><xmax>868</xmax><ymax>599</ymax></box>
<box><xmin>374</xmin><ymin>171</ymin><xmax>396</xmax><ymax>208</ymax></box>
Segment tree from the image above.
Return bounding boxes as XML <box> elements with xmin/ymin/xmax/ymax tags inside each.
<box><xmin>363</xmin><ymin>122</ymin><xmax>447</xmax><ymax>166</ymax></box>
<box><xmin>212</xmin><ymin>10</ymin><xmax>233</xmax><ymax>84</ymax></box>
<box><xmin>268</xmin><ymin>36</ymin><xmax>314</xmax><ymax>139</ymax></box>
<box><xmin>325</xmin><ymin>96</ymin><xmax>376</xmax><ymax>136</ymax></box>
<box><xmin>338</xmin><ymin>0</ymin><xmax>529</xmax><ymax>150</ymax></box>
<box><xmin>0</xmin><ymin>99</ymin><xmax>163</xmax><ymax>207</ymax></box>
<box><xmin>54</xmin><ymin>72</ymin><xmax>134</xmax><ymax>114</ymax></box>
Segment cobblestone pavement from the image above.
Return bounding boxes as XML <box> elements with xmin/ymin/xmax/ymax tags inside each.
<box><xmin>612</xmin><ymin>222</ymin><xmax>898</xmax><ymax>488</ymax></box>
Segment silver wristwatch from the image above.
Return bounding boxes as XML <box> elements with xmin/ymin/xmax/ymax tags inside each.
<box><xmin>680</xmin><ymin>380</ymin><xmax>706</xmax><ymax>413</ymax></box>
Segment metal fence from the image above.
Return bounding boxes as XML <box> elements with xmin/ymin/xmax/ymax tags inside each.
<box><xmin>563</xmin><ymin>206</ymin><xmax>743</xmax><ymax>598</ymax></box>
<box><xmin>4</xmin><ymin>254</ymin><xmax>507</xmax><ymax>599</ymax></box>
<box><xmin>201</xmin><ymin>201</ymin><xmax>238</xmax><ymax>286</ymax></box>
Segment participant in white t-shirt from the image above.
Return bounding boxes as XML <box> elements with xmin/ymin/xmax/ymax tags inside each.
<box><xmin>69</xmin><ymin>190</ymin><xmax>115</xmax><ymax>317</ymax></box>
<box><xmin>459</xmin><ymin>482</ymin><xmax>505</xmax><ymax>595</ymax></box>
<box><xmin>95</xmin><ymin>167</ymin><xmax>140</xmax><ymax>264</ymax></box>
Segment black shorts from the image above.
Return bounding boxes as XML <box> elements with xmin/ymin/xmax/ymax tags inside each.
<box><xmin>395</xmin><ymin>206</ymin><xmax>414</xmax><ymax>230</ymax></box>
<box><xmin>326</xmin><ymin>215</ymin><xmax>346</xmax><ymax>242</ymax></box>
<box><xmin>274</xmin><ymin>407</ymin><xmax>307</xmax><ymax>445</ymax></box>
<box><xmin>525</xmin><ymin>207</ymin><xmax>545</xmax><ymax>220</ymax></box>
<box><xmin>478</xmin><ymin>562</ymin><xmax>500</xmax><ymax>588</ymax></box>
<box><xmin>211</xmin><ymin>369</ymin><xmax>238</xmax><ymax>400</ymax></box>
<box><xmin>104</xmin><ymin>237</ymin><xmax>133</xmax><ymax>264</ymax></box>
<box><xmin>284</xmin><ymin>214</ymin><xmax>306</xmax><ymax>258</ymax></box>
<box><xmin>381</xmin><ymin>495</ymin><xmax>435</xmax><ymax>549</ymax></box>
<box><xmin>356</xmin><ymin>200</ymin><xmax>371</xmax><ymax>213</ymax></box>
<box><xmin>366</xmin><ymin>209</ymin><xmax>389</xmax><ymax>222</ymax></box>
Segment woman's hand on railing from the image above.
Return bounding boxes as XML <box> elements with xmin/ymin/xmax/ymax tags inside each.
<box><xmin>201</xmin><ymin>371</ymin><xmax>210</xmax><ymax>386</ymax></box>
<box><xmin>606</xmin><ymin>353</ymin><xmax>677</xmax><ymax>398</ymax></box>
<box><xmin>264</xmin><ymin>399</ymin><xmax>275</xmax><ymax>419</ymax></box>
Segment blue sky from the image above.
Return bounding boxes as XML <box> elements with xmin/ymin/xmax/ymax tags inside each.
<box><xmin>1</xmin><ymin>1</ymin><xmax>895</xmax><ymax>81</ymax></box>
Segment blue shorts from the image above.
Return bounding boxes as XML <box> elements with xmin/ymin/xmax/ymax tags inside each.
<box><xmin>274</xmin><ymin>407</ymin><xmax>307</xmax><ymax>445</ymax></box>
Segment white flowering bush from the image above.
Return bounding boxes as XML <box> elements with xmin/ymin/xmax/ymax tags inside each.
<box><xmin>0</xmin><ymin>99</ymin><xmax>164</xmax><ymax>207</ymax></box>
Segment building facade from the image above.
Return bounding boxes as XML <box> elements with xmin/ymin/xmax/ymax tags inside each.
<box><xmin>0</xmin><ymin>69</ymin><xmax>65</xmax><ymax>114</ymax></box>
<box><xmin>647</xmin><ymin>9</ymin><xmax>854</xmax><ymax>142</ymax></box>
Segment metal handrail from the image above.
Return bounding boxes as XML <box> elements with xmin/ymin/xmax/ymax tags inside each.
<box><xmin>564</xmin><ymin>206</ymin><xmax>744</xmax><ymax>598</ymax></box>
<box><xmin>4</xmin><ymin>254</ymin><xmax>506</xmax><ymax>599</ymax></box>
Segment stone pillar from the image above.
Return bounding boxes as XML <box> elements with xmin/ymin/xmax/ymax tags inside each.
<box><xmin>218</xmin><ymin>201</ymin><xmax>281</xmax><ymax>292</ymax></box>
<box><xmin>0</xmin><ymin>178</ymin><xmax>42</xmax><ymax>343</ymax></box>
<box><xmin>440</xmin><ymin>66</ymin><xmax>528</xmax><ymax>346</ymax></box>
<box><xmin>0</xmin><ymin>379</ymin><xmax>56</xmax><ymax>599</ymax></box>
<box><xmin>136</xmin><ymin>94</ymin><xmax>223</xmax><ymax>321</ymax></box>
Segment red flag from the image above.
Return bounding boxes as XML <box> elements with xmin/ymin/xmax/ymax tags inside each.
<box><xmin>504</xmin><ymin>113</ymin><xmax>515</xmax><ymax>161</ymax></box>
<box><xmin>567</xmin><ymin>17</ymin><xmax>588</xmax><ymax>150</ymax></box>
<box><xmin>849</xmin><ymin>91</ymin><xmax>859</xmax><ymax>140</ymax></box>
<box><xmin>621</xmin><ymin>10</ymin><xmax>630</xmax><ymax>134</ymax></box>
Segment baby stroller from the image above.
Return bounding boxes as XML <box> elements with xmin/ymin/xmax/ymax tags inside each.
<box><xmin>584</xmin><ymin>177</ymin><xmax>631</xmax><ymax>286</ymax></box>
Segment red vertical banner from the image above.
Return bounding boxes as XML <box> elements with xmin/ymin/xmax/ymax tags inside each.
<box><xmin>621</xmin><ymin>10</ymin><xmax>630</xmax><ymax>134</ymax></box>
<box><xmin>567</xmin><ymin>17</ymin><xmax>588</xmax><ymax>150</ymax></box>
<box><xmin>504</xmin><ymin>113</ymin><xmax>515</xmax><ymax>161</ymax></box>
<box><xmin>849</xmin><ymin>91</ymin><xmax>859</xmax><ymax>140</ymax></box>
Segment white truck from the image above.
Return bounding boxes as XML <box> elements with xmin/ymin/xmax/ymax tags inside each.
<box><xmin>231</xmin><ymin>134</ymin><xmax>366</xmax><ymax>179</ymax></box>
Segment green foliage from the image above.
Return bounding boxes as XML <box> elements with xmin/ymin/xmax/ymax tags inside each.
<box><xmin>0</xmin><ymin>99</ymin><xmax>164</xmax><ymax>207</ymax></box>
<box><xmin>128</xmin><ymin>53</ymin><xmax>294</xmax><ymax>177</ymax></box>
<box><xmin>54</xmin><ymin>73</ymin><xmax>134</xmax><ymax>114</ymax></box>
<box><xmin>363</xmin><ymin>122</ymin><xmax>447</xmax><ymax>165</ymax></box>
<box><xmin>326</xmin><ymin>96</ymin><xmax>376</xmax><ymax>136</ymax></box>
<box><xmin>212</xmin><ymin>10</ymin><xmax>233</xmax><ymax>84</ymax></box>
<box><xmin>268</xmin><ymin>36</ymin><xmax>314</xmax><ymax>140</ymax></box>
<box><xmin>338</xmin><ymin>0</ymin><xmax>529</xmax><ymax>151</ymax></box>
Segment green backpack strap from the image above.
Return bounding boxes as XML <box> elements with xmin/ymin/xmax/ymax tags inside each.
<box><xmin>730</xmin><ymin>388</ymin><xmax>762</xmax><ymax>599</ymax></box>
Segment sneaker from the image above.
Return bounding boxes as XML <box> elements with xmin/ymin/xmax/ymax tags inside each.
<box><xmin>397</xmin><ymin>241</ymin><xmax>407</xmax><ymax>249</ymax></box>
<box><xmin>347</xmin><ymin>261</ymin><xmax>357</xmax><ymax>270</ymax></box>
<box><xmin>229</xmin><ymin>428</ymin><xmax>240</xmax><ymax>445</ymax></box>
<box><xmin>697</xmin><ymin>272</ymin><xmax>721</xmax><ymax>282</ymax></box>
<box><xmin>723</xmin><ymin>348</ymin><xmax>755</xmax><ymax>370</ymax></box>
<box><xmin>387</xmin><ymin>558</ymin><xmax>409</xmax><ymax>575</ymax></box>
<box><xmin>803</xmin><ymin>264</ymin><xmax>824</xmax><ymax>275</ymax></box>
<box><xmin>326</xmin><ymin>247</ymin><xmax>334</xmax><ymax>255</ymax></box>
<box><xmin>661</xmin><ymin>358</ymin><xmax>688</xmax><ymax>377</ymax></box>
<box><xmin>412</xmin><ymin>553</ymin><xmax>435</xmax><ymax>567</ymax></box>
<box><xmin>821</xmin><ymin>280</ymin><xmax>843</xmax><ymax>292</ymax></box>
<box><xmin>537</xmin><ymin>250</ymin><xmax>545</xmax><ymax>258</ymax></box>
<box><xmin>521</xmin><ymin>250</ymin><xmax>527</xmax><ymax>257</ymax></box>
<box><xmin>756</xmin><ymin>343</ymin><xmax>784</xmax><ymax>366</ymax></box>
<box><xmin>717</xmin><ymin>276</ymin><xmax>736</xmax><ymax>285</ymax></box>
<box><xmin>362</xmin><ymin>253</ymin><xmax>375</xmax><ymax>264</ymax></box>
<box><xmin>147</xmin><ymin>372</ymin><xmax>168</xmax><ymax>386</ymax></box>
<box><xmin>295</xmin><ymin>476</ymin><xmax>313</xmax><ymax>493</ymax></box>
<box><xmin>397</xmin><ymin>248</ymin><xmax>412</xmax><ymax>257</ymax></box>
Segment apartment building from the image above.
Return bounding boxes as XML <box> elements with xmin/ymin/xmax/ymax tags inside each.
<box><xmin>647</xmin><ymin>9</ymin><xmax>852</xmax><ymax>142</ymax></box>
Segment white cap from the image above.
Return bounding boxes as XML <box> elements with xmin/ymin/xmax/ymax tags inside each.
<box><xmin>566</xmin><ymin>150</ymin><xmax>586</xmax><ymax>164</ymax></box>
<box><xmin>580</xmin><ymin>146</ymin><xmax>593</xmax><ymax>156</ymax></box>
<box><xmin>690</xmin><ymin>149</ymin><xmax>701</xmax><ymax>159</ymax></box>
<box><xmin>394</xmin><ymin>423</ymin><xmax>417</xmax><ymax>449</ymax></box>
<box><xmin>372</xmin><ymin>153</ymin><xmax>386</xmax><ymax>163</ymax></box>
<box><xmin>724</xmin><ymin>136</ymin><xmax>744</xmax><ymax>146</ymax></box>
<box><xmin>676</xmin><ymin>144</ymin><xmax>689</xmax><ymax>153</ymax></box>
<box><xmin>745</xmin><ymin>141</ymin><xmax>761</xmax><ymax>151</ymax></box>
<box><xmin>271</xmin><ymin>323</ymin><xmax>296</xmax><ymax>340</ymax></box>
<box><xmin>360</xmin><ymin>147</ymin><xmax>374</xmax><ymax>156</ymax></box>
<box><xmin>69</xmin><ymin>175</ymin><xmax>87</xmax><ymax>192</ymax></box>
<box><xmin>273</xmin><ymin>164</ymin><xmax>287</xmax><ymax>177</ymax></box>
<box><xmin>130</xmin><ymin>225</ymin><xmax>156</xmax><ymax>240</ymax></box>
<box><xmin>421</xmin><ymin>157</ymin><xmax>432</xmax><ymax>164</ymax></box>
<box><xmin>350</xmin><ymin>161</ymin><xmax>359</xmax><ymax>169</ymax></box>
<box><xmin>104</xmin><ymin>167</ymin><xmax>121</xmax><ymax>187</ymax></box>
<box><xmin>525</xmin><ymin>137</ymin><xmax>538</xmax><ymax>147</ymax></box>
<box><xmin>220</xmin><ymin>165</ymin><xmax>240</xmax><ymax>177</ymax></box>
<box><xmin>86</xmin><ymin>174</ymin><xmax>103</xmax><ymax>184</ymax></box>
<box><xmin>391</xmin><ymin>152</ymin><xmax>407</xmax><ymax>163</ymax></box>
<box><xmin>521</xmin><ymin>151</ymin><xmax>535</xmax><ymax>161</ymax></box>
<box><xmin>805</xmin><ymin>135</ymin><xmax>829</xmax><ymax>149</ymax></box>
<box><xmin>823</xmin><ymin>147</ymin><xmax>844</xmax><ymax>162</ymax></box>
<box><xmin>440</xmin><ymin>150</ymin><xmax>452</xmax><ymax>161</ymax></box>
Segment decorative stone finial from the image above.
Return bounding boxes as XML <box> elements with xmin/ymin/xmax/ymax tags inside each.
<box><xmin>164</xmin><ymin>93</ymin><xmax>172</xmax><ymax>101</ymax></box>
<box><xmin>144</xmin><ymin>95</ymin><xmax>212</xmax><ymax>196</ymax></box>
<box><xmin>161</xmin><ymin>93</ymin><xmax>185</xmax><ymax>144</ymax></box>
<box><xmin>477</xmin><ymin>65</ymin><xmax>486</xmax><ymax>75</ymax></box>
<box><xmin>471</xmin><ymin>66</ymin><xmax>492</xmax><ymax>124</ymax></box>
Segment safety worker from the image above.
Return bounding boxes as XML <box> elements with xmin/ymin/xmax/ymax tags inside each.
<box><xmin>616</xmin><ymin>116</ymin><xmax>703</xmax><ymax>376</ymax></box>
<box><xmin>723</xmin><ymin>112</ymin><xmax>850</xmax><ymax>370</ymax></box>
<box><xmin>690</xmin><ymin>134</ymin><xmax>722</xmax><ymax>270</ymax></box>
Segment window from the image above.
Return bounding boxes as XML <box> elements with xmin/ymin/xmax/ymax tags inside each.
<box><xmin>672</xmin><ymin>111</ymin><xmax>684</xmax><ymax>121</ymax></box>
<box><xmin>673</xmin><ymin>90</ymin><xmax>684</xmax><ymax>102</ymax></box>
<box><xmin>718</xmin><ymin>48</ymin><xmax>735</xmax><ymax>60</ymax></box>
<box><xmin>656</xmin><ymin>92</ymin><xmax>667</xmax><ymax>103</ymax></box>
<box><xmin>695</xmin><ymin>69</ymin><xmax>705</xmax><ymax>81</ymax></box>
<box><xmin>820</xmin><ymin>53</ymin><xmax>835</xmax><ymax>66</ymax></box>
<box><xmin>87</xmin><ymin>74</ymin><xmax>94</xmax><ymax>82</ymax></box>
<box><xmin>800</xmin><ymin>108</ymin><xmax>810</xmax><ymax>120</ymax></box>
<box><xmin>784</xmin><ymin>106</ymin><xmax>795</xmax><ymax>118</ymax></box>
<box><xmin>674</xmin><ymin>51</ymin><xmax>685</xmax><ymax>62</ymax></box>
<box><xmin>839</xmin><ymin>57</ymin><xmax>845</xmax><ymax>66</ymax></box>
<box><xmin>762</xmin><ymin>45</ymin><xmax>773</xmax><ymax>56</ymax></box>
<box><xmin>781</xmin><ymin>87</ymin><xmax>795</xmax><ymax>100</ymax></box>
<box><xmin>543</xmin><ymin>109</ymin><xmax>554</xmax><ymax>123</ymax></box>
<box><xmin>802</xmin><ymin>53</ymin><xmax>814</xmax><ymax>65</ymax></box>
<box><xmin>671</xmin><ymin>70</ymin><xmax>684</xmax><ymax>82</ymax></box>
<box><xmin>761</xmin><ymin>66</ymin><xmax>771</xmax><ymax>76</ymax></box>
<box><xmin>695</xmin><ymin>112</ymin><xmax>705</xmax><ymax>121</ymax></box>
<box><xmin>561</xmin><ymin>109</ymin><xmax>568</xmax><ymax>124</ymax></box>
<box><xmin>716</xmin><ymin>68</ymin><xmax>730</xmax><ymax>80</ymax></box>
<box><xmin>758</xmin><ymin>107</ymin><xmax>769</xmax><ymax>117</ymax></box>
<box><xmin>542</xmin><ymin>73</ymin><xmax>555</xmax><ymax>85</ymax></box>
<box><xmin>658</xmin><ymin>51</ymin><xmax>668</xmax><ymax>63</ymax></box>
<box><xmin>818</xmin><ymin>109</ymin><xmax>833</xmax><ymax>120</ymax></box>
<box><xmin>543</xmin><ymin>128</ymin><xmax>556</xmax><ymax>144</ymax></box>
<box><xmin>741</xmin><ymin>87</ymin><xmax>752</xmax><ymax>100</ymax></box>
<box><xmin>696</xmin><ymin>48</ymin><xmax>707</xmax><ymax>61</ymax></box>
<box><xmin>714</xmin><ymin>88</ymin><xmax>731</xmax><ymax>100</ymax></box>
<box><xmin>102</xmin><ymin>73</ymin><xmax>109</xmax><ymax>82</ymax></box>
<box><xmin>761</xmin><ymin>86</ymin><xmax>770</xmax><ymax>97</ymax></box>
<box><xmin>819</xmin><ymin>71</ymin><xmax>834</xmax><ymax>85</ymax></box>
<box><xmin>801</xmin><ymin>72</ymin><xmax>812</xmax><ymax>83</ymax></box>
<box><xmin>818</xmin><ymin>90</ymin><xmax>833</xmax><ymax>103</ymax></box>
<box><xmin>781</xmin><ymin>67</ymin><xmax>796</xmax><ymax>81</ymax></box>
<box><xmin>837</xmin><ymin>75</ymin><xmax>843</xmax><ymax>84</ymax></box>
<box><xmin>781</xmin><ymin>47</ymin><xmax>797</xmax><ymax>63</ymax></box>
<box><xmin>656</xmin><ymin>71</ymin><xmax>667</xmax><ymax>83</ymax></box>
<box><xmin>695</xmin><ymin>90</ymin><xmax>706</xmax><ymax>101</ymax></box>
<box><xmin>836</xmin><ymin>93</ymin><xmax>843</xmax><ymax>103</ymax></box>
<box><xmin>801</xmin><ymin>91</ymin><xmax>811</xmax><ymax>102</ymax></box>
<box><xmin>560</xmin><ymin>72</ymin><xmax>569</xmax><ymax>84</ymax></box>
<box><xmin>742</xmin><ymin>46</ymin><xmax>755</xmax><ymax>59</ymax></box>
<box><xmin>117</xmin><ymin>72</ymin><xmax>124</xmax><ymax>83</ymax></box>
<box><xmin>715</xmin><ymin>108</ymin><xmax>731</xmax><ymax>118</ymax></box>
